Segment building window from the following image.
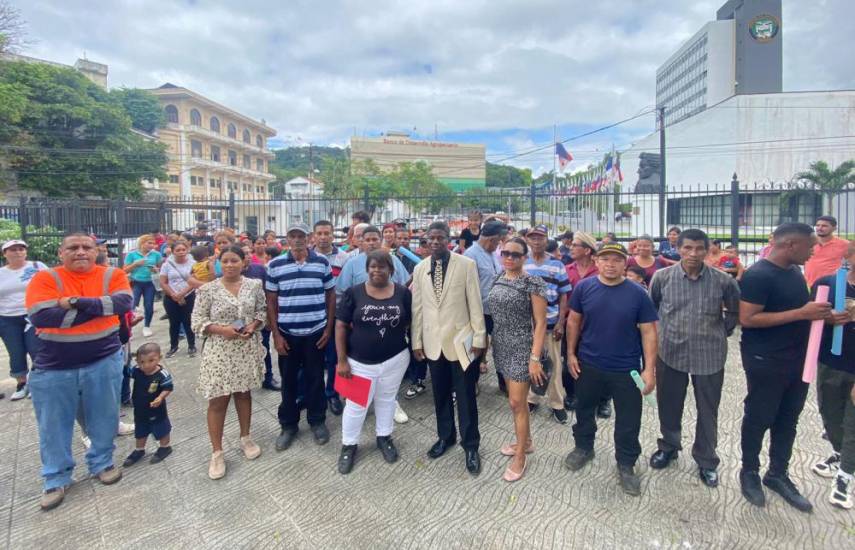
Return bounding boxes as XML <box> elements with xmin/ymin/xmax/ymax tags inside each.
<box><xmin>243</xmin><ymin>129</ymin><xmax>251</xmax><ymax>143</ymax></box>
<box><xmin>227</xmin><ymin>123</ymin><xmax>237</xmax><ymax>139</ymax></box>
<box><xmin>256</xmin><ymin>159</ymin><xmax>264</xmax><ymax>172</ymax></box>
<box><xmin>191</xmin><ymin>140</ymin><xmax>202</xmax><ymax>158</ymax></box>
<box><xmin>210</xmin><ymin>145</ymin><xmax>220</xmax><ymax>162</ymax></box>
<box><xmin>169</xmin><ymin>175</ymin><xmax>179</xmax><ymax>184</ymax></box>
<box><xmin>210</xmin><ymin>116</ymin><xmax>220</xmax><ymax>133</ymax></box>
<box><xmin>228</xmin><ymin>150</ymin><xmax>237</xmax><ymax>166</ymax></box>
<box><xmin>256</xmin><ymin>134</ymin><xmax>263</xmax><ymax>148</ymax></box>
<box><xmin>242</xmin><ymin>154</ymin><xmax>251</xmax><ymax>168</ymax></box>
<box><xmin>191</xmin><ymin>175</ymin><xmax>203</xmax><ymax>186</ymax></box>
<box><xmin>190</xmin><ymin>109</ymin><xmax>202</xmax><ymax>126</ymax></box>
<box><xmin>209</xmin><ymin>178</ymin><xmax>221</xmax><ymax>188</ymax></box>
<box><xmin>257</xmin><ymin>186</ymin><xmax>264</xmax><ymax>194</ymax></box>
<box><xmin>164</xmin><ymin>105</ymin><xmax>179</xmax><ymax>124</ymax></box>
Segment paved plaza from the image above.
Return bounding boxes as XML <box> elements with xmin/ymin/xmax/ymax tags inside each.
<box><xmin>1</xmin><ymin>304</ymin><xmax>853</xmax><ymax>549</ymax></box>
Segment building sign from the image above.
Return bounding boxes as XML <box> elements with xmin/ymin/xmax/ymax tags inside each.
<box><xmin>748</xmin><ymin>15</ymin><xmax>780</xmax><ymax>43</ymax></box>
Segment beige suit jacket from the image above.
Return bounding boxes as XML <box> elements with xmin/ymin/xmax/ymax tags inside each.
<box><xmin>411</xmin><ymin>252</ymin><xmax>486</xmax><ymax>363</ymax></box>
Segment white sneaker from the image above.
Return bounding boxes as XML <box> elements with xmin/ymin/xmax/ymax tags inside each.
<box><xmin>830</xmin><ymin>472</ymin><xmax>854</xmax><ymax>510</ymax></box>
<box><xmin>10</xmin><ymin>383</ymin><xmax>29</xmax><ymax>401</ymax></box>
<box><xmin>143</xmin><ymin>327</ymin><xmax>153</xmax><ymax>338</ymax></box>
<box><xmin>81</xmin><ymin>435</ymin><xmax>91</xmax><ymax>449</ymax></box>
<box><xmin>393</xmin><ymin>401</ymin><xmax>409</xmax><ymax>424</ymax></box>
<box><xmin>117</xmin><ymin>421</ymin><xmax>135</xmax><ymax>436</ymax></box>
<box><xmin>813</xmin><ymin>452</ymin><xmax>841</xmax><ymax>478</ymax></box>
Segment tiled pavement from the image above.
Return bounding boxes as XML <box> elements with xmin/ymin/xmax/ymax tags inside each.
<box><xmin>0</xmin><ymin>304</ymin><xmax>854</xmax><ymax>549</ymax></box>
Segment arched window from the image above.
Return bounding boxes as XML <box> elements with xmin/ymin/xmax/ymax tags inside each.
<box><xmin>227</xmin><ymin>123</ymin><xmax>237</xmax><ymax>139</ymax></box>
<box><xmin>243</xmin><ymin>129</ymin><xmax>251</xmax><ymax>143</ymax></box>
<box><xmin>164</xmin><ymin>105</ymin><xmax>179</xmax><ymax>124</ymax></box>
<box><xmin>190</xmin><ymin>108</ymin><xmax>201</xmax><ymax>126</ymax></box>
<box><xmin>210</xmin><ymin>116</ymin><xmax>220</xmax><ymax>133</ymax></box>
<box><xmin>255</xmin><ymin>134</ymin><xmax>263</xmax><ymax>148</ymax></box>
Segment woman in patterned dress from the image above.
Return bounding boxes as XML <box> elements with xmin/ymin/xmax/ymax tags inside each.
<box><xmin>191</xmin><ymin>245</ymin><xmax>267</xmax><ymax>480</ymax></box>
<box><xmin>486</xmin><ymin>237</ymin><xmax>548</xmax><ymax>482</ymax></box>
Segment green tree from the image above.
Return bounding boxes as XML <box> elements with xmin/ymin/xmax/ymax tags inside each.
<box><xmin>111</xmin><ymin>88</ymin><xmax>165</xmax><ymax>133</ymax></box>
<box><xmin>351</xmin><ymin>159</ymin><xmax>400</xmax><ymax>217</ymax></box>
<box><xmin>794</xmin><ymin>160</ymin><xmax>855</xmax><ymax>213</ymax></box>
<box><xmin>0</xmin><ymin>61</ymin><xmax>168</xmax><ymax>199</ymax></box>
<box><xmin>486</xmin><ymin>162</ymin><xmax>532</xmax><ymax>188</ymax></box>
<box><xmin>394</xmin><ymin>161</ymin><xmax>454</xmax><ymax>213</ymax></box>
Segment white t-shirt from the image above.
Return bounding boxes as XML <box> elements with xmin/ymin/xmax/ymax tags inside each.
<box><xmin>0</xmin><ymin>261</ymin><xmax>48</xmax><ymax>317</ymax></box>
<box><xmin>159</xmin><ymin>257</ymin><xmax>196</xmax><ymax>294</ymax></box>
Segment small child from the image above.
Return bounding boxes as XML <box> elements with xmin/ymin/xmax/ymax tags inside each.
<box><xmin>190</xmin><ymin>245</ymin><xmax>215</xmax><ymax>283</ymax></box>
<box><xmin>264</xmin><ymin>245</ymin><xmax>281</xmax><ymax>264</ymax></box>
<box><xmin>626</xmin><ymin>265</ymin><xmax>648</xmax><ymax>288</ymax></box>
<box><xmin>123</xmin><ymin>343</ymin><xmax>174</xmax><ymax>466</ymax></box>
<box><xmin>718</xmin><ymin>244</ymin><xmax>744</xmax><ymax>280</ymax></box>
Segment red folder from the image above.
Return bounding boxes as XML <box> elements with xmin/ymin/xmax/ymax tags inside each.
<box><xmin>334</xmin><ymin>373</ymin><xmax>372</xmax><ymax>408</ymax></box>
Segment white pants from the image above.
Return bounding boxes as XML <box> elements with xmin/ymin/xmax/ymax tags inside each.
<box><xmin>341</xmin><ymin>349</ymin><xmax>410</xmax><ymax>446</ymax></box>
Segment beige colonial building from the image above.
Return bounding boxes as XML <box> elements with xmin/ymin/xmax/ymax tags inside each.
<box><xmin>147</xmin><ymin>83</ymin><xmax>276</xmax><ymax>200</ymax></box>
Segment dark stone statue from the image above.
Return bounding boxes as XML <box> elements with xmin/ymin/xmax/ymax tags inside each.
<box><xmin>634</xmin><ymin>152</ymin><xmax>662</xmax><ymax>194</ymax></box>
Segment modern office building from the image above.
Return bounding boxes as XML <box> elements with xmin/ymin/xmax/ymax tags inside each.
<box><xmin>656</xmin><ymin>0</ymin><xmax>782</xmax><ymax>127</ymax></box>
<box><xmin>350</xmin><ymin>133</ymin><xmax>486</xmax><ymax>192</ymax></box>
<box><xmin>146</xmin><ymin>83</ymin><xmax>277</xmax><ymax>201</ymax></box>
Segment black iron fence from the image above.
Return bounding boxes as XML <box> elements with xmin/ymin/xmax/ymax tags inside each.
<box><xmin>2</xmin><ymin>180</ymin><xmax>853</xmax><ymax>266</ymax></box>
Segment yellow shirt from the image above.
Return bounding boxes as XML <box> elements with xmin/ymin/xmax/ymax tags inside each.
<box><xmin>191</xmin><ymin>260</ymin><xmax>214</xmax><ymax>283</ymax></box>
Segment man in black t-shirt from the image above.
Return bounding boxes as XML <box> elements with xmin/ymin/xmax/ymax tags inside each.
<box><xmin>738</xmin><ymin>222</ymin><xmax>832</xmax><ymax>513</ymax></box>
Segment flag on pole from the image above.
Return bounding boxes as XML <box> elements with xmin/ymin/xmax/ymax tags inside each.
<box><xmin>555</xmin><ymin>143</ymin><xmax>573</xmax><ymax>172</ymax></box>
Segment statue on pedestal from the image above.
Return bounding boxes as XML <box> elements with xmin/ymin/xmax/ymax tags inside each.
<box><xmin>634</xmin><ymin>152</ymin><xmax>662</xmax><ymax>194</ymax></box>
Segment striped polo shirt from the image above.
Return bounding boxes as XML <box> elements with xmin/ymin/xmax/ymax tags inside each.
<box><xmin>524</xmin><ymin>255</ymin><xmax>571</xmax><ymax>329</ymax></box>
<box><xmin>266</xmin><ymin>250</ymin><xmax>334</xmax><ymax>336</ymax></box>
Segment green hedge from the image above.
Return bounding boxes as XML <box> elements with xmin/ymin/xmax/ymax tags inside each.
<box><xmin>0</xmin><ymin>218</ymin><xmax>62</xmax><ymax>266</ymax></box>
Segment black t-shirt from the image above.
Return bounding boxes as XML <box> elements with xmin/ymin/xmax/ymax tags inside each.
<box><xmin>459</xmin><ymin>227</ymin><xmax>480</xmax><ymax>250</ymax></box>
<box><xmin>130</xmin><ymin>366</ymin><xmax>174</xmax><ymax>422</ymax></box>
<box><xmin>740</xmin><ymin>259</ymin><xmax>810</xmax><ymax>358</ymax></box>
<box><xmin>814</xmin><ymin>275</ymin><xmax>855</xmax><ymax>374</ymax></box>
<box><xmin>336</xmin><ymin>283</ymin><xmax>411</xmax><ymax>364</ymax></box>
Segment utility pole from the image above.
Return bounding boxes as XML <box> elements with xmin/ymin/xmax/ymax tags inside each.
<box><xmin>658</xmin><ymin>106</ymin><xmax>667</xmax><ymax>239</ymax></box>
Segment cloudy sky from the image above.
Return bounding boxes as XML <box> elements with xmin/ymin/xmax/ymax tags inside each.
<box><xmin>14</xmin><ymin>0</ymin><xmax>855</xmax><ymax>173</ymax></box>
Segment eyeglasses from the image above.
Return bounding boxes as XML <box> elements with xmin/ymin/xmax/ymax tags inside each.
<box><xmin>500</xmin><ymin>250</ymin><xmax>525</xmax><ymax>260</ymax></box>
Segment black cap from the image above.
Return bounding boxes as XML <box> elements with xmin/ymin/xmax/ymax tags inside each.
<box><xmin>481</xmin><ymin>220</ymin><xmax>508</xmax><ymax>237</ymax></box>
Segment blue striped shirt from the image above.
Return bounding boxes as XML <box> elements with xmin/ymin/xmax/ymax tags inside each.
<box><xmin>524</xmin><ymin>256</ymin><xmax>571</xmax><ymax>328</ymax></box>
<box><xmin>265</xmin><ymin>250</ymin><xmax>334</xmax><ymax>336</ymax></box>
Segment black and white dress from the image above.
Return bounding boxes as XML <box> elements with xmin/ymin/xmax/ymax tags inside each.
<box><xmin>486</xmin><ymin>273</ymin><xmax>547</xmax><ymax>382</ymax></box>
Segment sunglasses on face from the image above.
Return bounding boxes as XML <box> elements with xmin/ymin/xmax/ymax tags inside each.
<box><xmin>500</xmin><ymin>250</ymin><xmax>525</xmax><ymax>260</ymax></box>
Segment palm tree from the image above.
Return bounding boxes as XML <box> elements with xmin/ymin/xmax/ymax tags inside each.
<box><xmin>794</xmin><ymin>160</ymin><xmax>855</xmax><ymax>213</ymax></box>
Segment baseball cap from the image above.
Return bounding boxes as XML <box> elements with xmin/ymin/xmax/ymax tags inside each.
<box><xmin>1</xmin><ymin>239</ymin><xmax>27</xmax><ymax>252</ymax></box>
<box><xmin>596</xmin><ymin>243</ymin><xmax>628</xmax><ymax>258</ymax></box>
<box><xmin>528</xmin><ymin>224</ymin><xmax>549</xmax><ymax>237</ymax></box>
<box><xmin>481</xmin><ymin>220</ymin><xmax>508</xmax><ymax>238</ymax></box>
<box><xmin>286</xmin><ymin>223</ymin><xmax>310</xmax><ymax>235</ymax></box>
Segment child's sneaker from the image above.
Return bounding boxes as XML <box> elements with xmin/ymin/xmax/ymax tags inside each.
<box><xmin>812</xmin><ymin>452</ymin><xmax>841</xmax><ymax>478</ymax></box>
<box><xmin>830</xmin><ymin>472</ymin><xmax>854</xmax><ymax>510</ymax></box>
<box><xmin>150</xmin><ymin>446</ymin><xmax>172</xmax><ymax>464</ymax></box>
<box><xmin>123</xmin><ymin>449</ymin><xmax>146</xmax><ymax>467</ymax></box>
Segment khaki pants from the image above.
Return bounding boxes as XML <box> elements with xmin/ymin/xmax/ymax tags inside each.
<box><xmin>527</xmin><ymin>334</ymin><xmax>565</xmax><ymax>409</ymax></box>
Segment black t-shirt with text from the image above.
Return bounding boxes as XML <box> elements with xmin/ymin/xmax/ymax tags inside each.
<box><xmin>740</xmin><ymin>259</ymin><xmax>810</xmax><ymax>358</ymax></box>
<box><xmin>336</xmin><ymin>283</ymin><xmax>411</xmax><ymax>364</ymax></box>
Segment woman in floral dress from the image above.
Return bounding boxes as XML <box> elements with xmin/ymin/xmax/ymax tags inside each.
<box><xmin>191</xmin><ymin>245</ymin><xmax>267</xmax><ymax>480</ymax></box>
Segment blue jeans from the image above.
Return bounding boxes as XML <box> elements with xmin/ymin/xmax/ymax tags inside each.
<box><xmin>29</xmin><ymin>349</ymin><xmax>124</xmax><ymax>491</ymax></box>
<box><xmin>131</xmin><ymin>280</ymin><xmax>155</xmax><ymax>327</ymax></box>
<box><xmin>0</xmin><ymin>314</ymin><xmax>38</xmax><ymax>378</ymax></box>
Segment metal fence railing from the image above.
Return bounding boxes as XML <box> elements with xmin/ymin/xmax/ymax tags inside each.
<box><xmin>1</xmin><ymin>180</ymin><xmax>852</xmax><ymax>266</ymax></box>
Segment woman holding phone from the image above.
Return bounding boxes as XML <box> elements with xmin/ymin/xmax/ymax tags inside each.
<box><xmin>192</xmin><ymin>245</ymin><xmax>267</xmax><ymax>480</ymax></box>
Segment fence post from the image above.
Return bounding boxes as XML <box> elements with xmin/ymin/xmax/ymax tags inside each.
<box><xmin>529</xmin><ymin>184</ymin><xmax>536</xmax><ymax>227</ymax></box>
<box><xmin>730</xmin><ymin>173</ymin><xmax>740</xmax><ymax>248</ymax></box>
<box><xmin>362</xmin><ymin>188</ymin><xmax>370</xmax><ymax>213</ymax></box>
<box><xmin>228</xmin><ymin>192</ymin><xmax>236</xmax><ymax>229</ymax></box>
<box><xmin>18</xmin><ymin>196</ymin><xmax>28</xmax><ymax>242</ymax></box>
<box><xmin>115</xmin><ymin>199</ymin><xmax>126</xmax><ymax>267</ymax></box>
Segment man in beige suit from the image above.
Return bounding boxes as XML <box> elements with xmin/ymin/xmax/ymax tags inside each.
<box><xmin>412</xmin><ymin>221</ymin><xmax>487</xmax><ymax>475</ymax></box>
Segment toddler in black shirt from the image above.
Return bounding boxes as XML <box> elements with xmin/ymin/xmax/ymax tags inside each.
<box><xmin>123</xmin><ymin>343</ymin><xmax>174</xmax><ymax>466</ymax></box>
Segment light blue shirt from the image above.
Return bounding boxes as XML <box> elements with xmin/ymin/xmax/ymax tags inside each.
<box><xmin>464</xmin><ymin>241</ymin><xmax>502</xmax><ymax>314</ymax></box>
<box><xmin>335</xmin><ymin>251</ymin><xmax>410</xmax><ymax>295</ymax></box>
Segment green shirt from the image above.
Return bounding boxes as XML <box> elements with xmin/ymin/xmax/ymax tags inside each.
<box><xmin>125</xmin><ymin>250</ymin><xmax>163</xmax><ymax>282</ymax></box>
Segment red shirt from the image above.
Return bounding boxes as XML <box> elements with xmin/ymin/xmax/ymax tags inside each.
<box><xmin>805</xmin><ymin>237</ymin><xmax>849</xmax><ymax>287</ymax></box>
<box><xmin>566</xmin><ymin>261</ymin><xmax>599</xmax><ymax>294</ymax></box>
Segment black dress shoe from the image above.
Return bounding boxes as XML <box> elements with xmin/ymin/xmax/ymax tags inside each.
<box><xmin>552</xmin><ymin>408</ymin><xmax>568</xmax><ymax>424</ymax></box>
<box><xmin>649</xmin><ymin>449</ymin><xmax>678</xmax><ymax>469</ymax></box>
<box><xmin>617</xmin><ymin>464</ymin><xmax>641</xmax><ymax>496</ymax></box>
<box><xmin>763</xmin><ymin>472</ymin><xmax>813</xmax><ymax>513</ymax></box>
<box><xmin>597</xmin><ymin>400</ymin><xmax>612</xmax><ymax>419</ymax></box>
<box><xmin>262</xmin><ymin>380</ymin><xmax>281</xmax><ymax>392</ymax></box>
<box><xmin>328</xmin><ymin>395</ymin><xmax>344</xmax><ymax>416</ymax></box>
<box><xmin>465</xmin><ymin>449</ymin><xmax>481</xmax><ymax>475</ymax></box>
<box><xmin>376</xmin><ymin>436</ymin><xmax>399</xmax><ymax>463</ymax></box>
<box><xmin>740</xmin><ymin>470</ymin><xmax>766</xmax><ymax>507</ymax></box>
<box><xmin>338</xmin><ymin>444</ymin><xmax>357</xmax><ymax>474</ymax></box>
<box><xmin>564</xmin><ymin>394</ymin><xmax>576</xmax><ymax>411</ymax></box>
<box><xmin>427</xmin><ymin>439</ymin><xmax>455</xmax><ymax>459</ymax></box>
<box><xmin>699</xmin><ymin>467</ymin><xmax>719</xmax><ymax>488</ymax></box>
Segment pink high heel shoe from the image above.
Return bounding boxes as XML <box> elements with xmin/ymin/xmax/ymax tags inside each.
<box><xmin>502</xmin><ymin>458</ymin><xmax>527</xmax><ymax>482</ymax></box>
<box><xmin>500</xmin><ymin>443</ymin><xmax>534</xmax><ymax>457</ymax></box>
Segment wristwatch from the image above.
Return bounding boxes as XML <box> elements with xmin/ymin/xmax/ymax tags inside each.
<box><xmin>68</xmin><ymin>297</ymin><xmax>80</xmax><ymax>309</ymax></box>
<box><xmin>530</xmin><ymin>354</ymin><xmax>541</xmax><ymax>363</ymax></box>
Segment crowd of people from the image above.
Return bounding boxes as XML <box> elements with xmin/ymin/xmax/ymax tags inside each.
<box><xmin>0</xmin><ymin>210</ymin><xmax>852</xmax><ymax>517</ymax></box>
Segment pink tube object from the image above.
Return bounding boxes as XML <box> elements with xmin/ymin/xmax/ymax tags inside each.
<box><xmin>802</xmin><ymin>285</ymin><xmax>829</xmax><ymax>384</ymax></box>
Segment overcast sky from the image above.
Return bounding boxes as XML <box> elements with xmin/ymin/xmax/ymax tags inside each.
<box><xmin>14</xmin><ymin>0</ymin><xmax>855</xmax><ymax>173</ymax></box>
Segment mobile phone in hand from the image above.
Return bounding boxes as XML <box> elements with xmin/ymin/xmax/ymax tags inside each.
<box><xmin>231</xmin><ymin>319</ymin><xmax>246</xmax><ymax>333</ymax></box>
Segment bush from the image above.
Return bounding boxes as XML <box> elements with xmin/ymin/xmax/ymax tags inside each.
<box><xmin>0</xmin><ymin>218</ymin><xmax>62</xmax><ymax>265</ymax></box>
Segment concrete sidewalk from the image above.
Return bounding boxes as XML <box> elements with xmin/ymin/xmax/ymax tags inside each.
<box><xmin>0</xmin><ymin>309</ymin><xmax>853</xmax><ymax>549</ymax></box>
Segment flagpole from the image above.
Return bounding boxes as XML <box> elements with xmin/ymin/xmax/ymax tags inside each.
<box><xmin>553</xmin><ymin>124</ymin><xmax>558</xmax><ymax>228</ymax></box>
